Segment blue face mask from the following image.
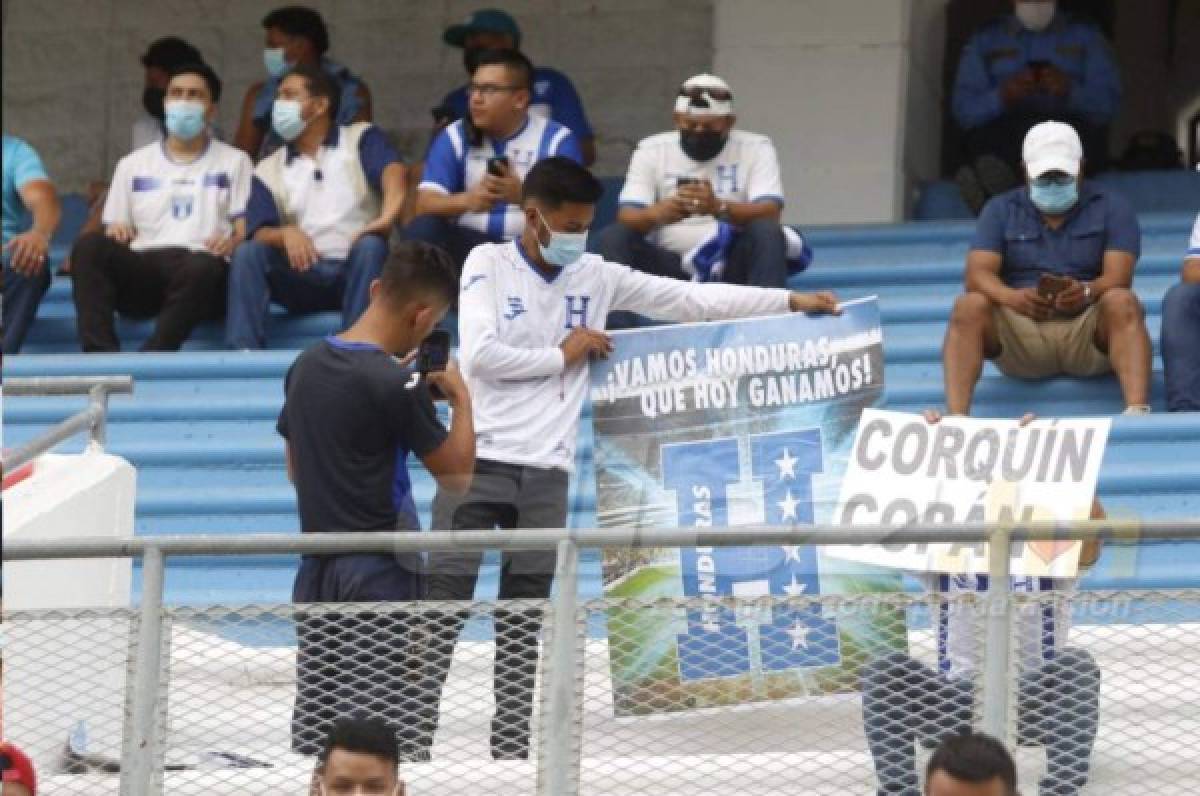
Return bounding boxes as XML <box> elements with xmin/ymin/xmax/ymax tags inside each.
<box><xmin>536</xmin><ymin>209</ymin><xmax>588</xmax><ymax>266</ymax></box>
<box><xmin>263</xmin><ymin>47</ymin><xmax>290</xmax><ymax>79</ymax></box>
<box><xmin>164</xmin><ymin>100</ymin><xmax>207</xmax><ymax>141</ymax></box>
<box><xmin>271</xmin><ymin>99</ymin><xmax>307</xmax><ymax>142</ymax></box>
<box><xmin>1029</xmin><ymin>177</ymin><xmax>1078</xmax><ymax>215</ymax></box>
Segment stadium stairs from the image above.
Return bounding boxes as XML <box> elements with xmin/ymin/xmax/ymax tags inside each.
<box><xmin>3</xmin><ymin>178</ymin><xmax>1198</xmax><ymax>606</ymax></box>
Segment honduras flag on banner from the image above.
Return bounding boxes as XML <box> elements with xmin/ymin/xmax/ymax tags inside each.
<box><xmin>591</xmin><ymin>298</ymin><xmax>901</xmax><ymax>715</ymax></box>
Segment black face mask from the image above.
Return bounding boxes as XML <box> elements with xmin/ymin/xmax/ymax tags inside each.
<box><xmin>463</xmin><ymin>47</ymin><xmax>484</xmax><ymax>75</ymax></box>
<box><xmin>142</xmin><ymin>86</ymin><xmax>166</xmax><ymax>120</ymax></box>
<box><xmin>680</xmin><ymin>129</ymin><xmax>728</xmax><ymax>162</ymax></box>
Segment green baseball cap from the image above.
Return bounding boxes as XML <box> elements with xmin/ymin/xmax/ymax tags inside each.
<box><xmin>443</xmin><ymin>8</ymin><xmax>522</xmax><ymax>48</ymax></box>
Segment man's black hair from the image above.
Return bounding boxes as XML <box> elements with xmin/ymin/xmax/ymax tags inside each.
<box><xmin>168</xmin><ymin>61</ymin><xmax>223</xmax><ymax>104</ymax></box>
<box><xmin>283</xmin><ymin>63</ymin><xmax>341</xmax><ymax>121</ymax></box>
<box><xmin>262</xmin><ymin>5</ymin><xmax>330</xmax><ymax>55</ymax></box>
<box><xmin>141</xmin><ymin>36</ymin><xmax>203</xmax><ymax>70</ymax></box>
<box><xmin>471</xmin><ymin>48</ymin><xmax>534</xmax><ymax>91</ymax></box>
<box><xmin>317</xmin><ymin>718</ymin><xmax>398</xmax><ymax>767</ymax></box>
<box><xmin>381</xmin><ymin>242</ymin><xmax>459</xmax><ymax>306</ymax></box>
<box><xmin>522</xmin><ymin>156</ymin><xmax>604</xmax><ymax>209</ymax></box>
<box><xmin>925</xmin><ymin>732</ymin><xmax>1018</xmax><ymax>795</ymax></box>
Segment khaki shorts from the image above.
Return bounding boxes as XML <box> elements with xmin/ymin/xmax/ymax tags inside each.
<box><xmin>990</xmin><ymin>304</ymin><xmax>1111</xmax><ymax>379</ymax></box>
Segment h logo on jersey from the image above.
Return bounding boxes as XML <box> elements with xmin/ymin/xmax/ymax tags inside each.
<box><xmin>504</xmin><ymin>297</ymin><xmax>526</xmax><ymax>320</ymax></box>
<box><xmin>170</xmin><ymin>194</ymin><xmax>194</xmax><ymax>220</ymax></box>
<box><xmin>564</xmin><ymin>295</ymin><xmax>590</xmax><ymax>328</ymax></box>
<box><xmin>716</xmin><ymin>164</ymin><xmax>739</xmax><ymax>195</ymax></box>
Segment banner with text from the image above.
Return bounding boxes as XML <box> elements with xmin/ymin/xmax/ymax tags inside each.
<box><xmin>592</xmin><ymin>298</ymin><xmax>904</xmax><ymax>716</ymax></box>
<box><xmin>827</xmin><ymin>409</ymin><xmax>1110</xmax><ymax>576</ymax></box>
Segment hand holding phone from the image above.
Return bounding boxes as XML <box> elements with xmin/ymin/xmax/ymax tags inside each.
<box><xmin>417</xmin><ymin>330</ymin><xmax>451</xmax><ymax>399</ymax></box>
<box><xmin>487</xmin><ymin>156</ymin><xmax>510</xmax><ymax>177</ymax></box>
<box><xmin>1037</xmin><ymin>272</ymin><xmax>1072</xmax><ymax>301</ymax></box>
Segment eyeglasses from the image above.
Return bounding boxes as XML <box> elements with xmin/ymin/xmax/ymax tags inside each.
<box><xmin>467</xmin><ymin>83</ymin><xmax>520</xmax><ymax>98</ymax></box>
<box><xmin>678</xmin><ymin>86</ymin><xmax>733</xmax><ymax>102</ymax></box>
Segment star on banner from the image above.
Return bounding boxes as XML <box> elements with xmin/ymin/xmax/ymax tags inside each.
<box><xmin>786</xmin><ymin>620</ymin><xmax>810</xmax><ymax>650</ymax></box>
<box><xmin>777</xmin><ymin>490</ymin><xmax>801</xmax><ymax>521</ymax></box>
<box><xmin>780</xmin><ymin>545</ymin><xmax>804</xmax><ymax>564</ymax></box>
<box><xmin>775</xmin><ymin>448</ymin><xmax>798</xmax><ymax>480</ymax></box>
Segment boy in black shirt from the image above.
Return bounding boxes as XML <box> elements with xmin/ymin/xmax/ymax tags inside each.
<box><xmin>278</xmin><ymin>240</ymin><xmax>474</xmax><ymax>755</ymax></box>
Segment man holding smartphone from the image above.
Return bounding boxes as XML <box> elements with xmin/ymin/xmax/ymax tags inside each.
<box><xmin>403</xmin><ymin>48</ymin><xmax>582</xmax><ymax>276</ymax></box>
<box><xmin>941</xmin><ymin>121</ymin><xmax>1150</xmax><ymax>416</ymax></box>
<box><xmin>278</xmin><ymin>241</ymin><xmax>475</xmax><ymax>755</ymax></box>
<box><xmin>408</xmin><ymin>156</ymin><xmax>840</xmax><ymax>762</ymax></box>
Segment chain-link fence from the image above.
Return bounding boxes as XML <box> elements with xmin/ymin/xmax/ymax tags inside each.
<box><xmin>5</xmin><ymin>527</ymin><xmax>1200</xmax><ymax>795</ymax></box>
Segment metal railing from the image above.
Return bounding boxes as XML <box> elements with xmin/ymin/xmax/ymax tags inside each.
<box><xmin>5</xmin><ymin>519</ymin><xmax>1200</xmax><ymax>795</ymax></box>
<box><xmin>2</xmin><ymin>375</ymin><xmax>133</xmax><ymax>470</ymax></box>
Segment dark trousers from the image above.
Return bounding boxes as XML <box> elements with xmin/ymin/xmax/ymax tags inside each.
<box><xmin>861</xmin><ymin>649</ymin><xmax>1101</xmax><ymax>796</ymax></box>
<box><xmin>413</xmin><ymin>458</ymin><xmax>569</xmax><ymax>759</ymax></box>
<box><xmin>291</xmin><ymin>552</ymin><xmax>423</xmax><ymax>756</ymax></box>
<box><xmin>964</xmin><ymin>111</ymin><xmax>1110</xmax><ymax>175</ymax></box>
<box><xmin>1162</xmin><ymin>281</ymin><xmax>1200</xmax><ymax>411</ymax></box>
<box><xmin>69</xmin><ymin>232</ymin><xmax>226</xmax><ymax>352</ymax></box>
<box><xmin>2</xmin><ymin>255</ymin><xmax>52</xmax><ymax>354</ymax></box>
<box><xmin>593</xmin><ymin>220</ymin><xmax>787</xmax><ymax>328</ymax></box>
<box><xmin>401</xmin><ymin>215</ymin><xmax>499</xmax><ymax>277</ymax></box>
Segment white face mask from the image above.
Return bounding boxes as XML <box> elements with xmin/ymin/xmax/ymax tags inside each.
<box><xmin>1015</xmin><ymin>1</ymin><xmax>1057</xmax><ymax>32</ymax></box>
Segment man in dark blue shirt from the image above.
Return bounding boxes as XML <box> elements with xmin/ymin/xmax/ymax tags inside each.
<box><xmin>279</xmin><ymin>241</ymin><xmax>475</xmax><ymax>755</ymax></box>
<box><xmin>435</xmin><ymin>8</ymin><xmax>595</xmax><ymax>166</ymax></box>
<box><xmin>942</xmin><ymin>121</ymin><xmax>1150</xmax><ymax>416</ymax></box>
<box><xmin>951</xmin><ymin>1</ymin><xmax>1120</xmax><ymax>212</ymax></box>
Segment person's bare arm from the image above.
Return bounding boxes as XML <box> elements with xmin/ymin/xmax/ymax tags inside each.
<box><xmin>352</xmin><ymin>162</ymin><xmax>407</xmax><ymax>242</ymax></box>
<box><xmin>1053</xmin><ymin>249</ymin><xmax>1136</xmax><ymax>316</ymax></box>
<box><xmin>233</xmin><ymin>82</ymin><xmax>267</xmax><ymax>158</ymax></box>
<box><xmin>965</xmin><ymin>248</ymin><xmax>1053</xmax><ymax>321</ymax></box>
<box><xmin>677</xmin><ymin>180</ymin><xmax>781</xmax><ymax>225</ymax></box>
<box><xmin>414</xmin><ymin>181</ymin><xmax>499</xmax><ymax>218</ymax></box>
<box><xmin>420</xmin><ymin>365</ymin><xmax>476</xmax><ymax>495</ymax></box>
<box><xmin>351</xmin><ymin>82</ymin><xmax>373</xmax><ymax>123</ymax></box>
<box><xmin>254</xmin><ymin>225</ymin><xmax>318</xmax><ymax>271</ymax></box>
<box><xmin>1184</xmin><ymin>257</ymin><xmax>1200</xmax><ymax>284</ymax></box>
<box><xmin>4</xmin><ymin>179</ymin><xmax>60</xmax><ymax>276</ymax></box>
<box><xmin>616</xmin><ymin>199</ymin><xmax>687</xmax><ymax>236</ymax></box>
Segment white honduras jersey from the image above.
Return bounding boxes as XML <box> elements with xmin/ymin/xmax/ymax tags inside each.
<box><xmin>458</xmin><ymin>241</ymin><xmax>791</xmax><ymax>471</ymax></box>
<box><xmin>103</xmin><ymin>139</ymin><xmax>252</xmax><ymax>253</ymax></box>
<box><xmin>922</xmin><ymin>573</ymin><xmax>1074</xmax><ymax>681</ymax></box>
<box><xmin>619</xmin><ymin>129</ymin><xmax>785</xmax><ymax>262</ymax></box>
<box><xmin>1187</xmin><ymin>212</ymin><xmax>1200</xmax><ymax>260</ymax></box>
<box><xmin>419</xmin><ymin>116</ymin><xmax>577</xmax><ymax>241</ymax></box>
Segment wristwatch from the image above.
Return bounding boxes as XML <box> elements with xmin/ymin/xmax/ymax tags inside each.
<box><xmin>1083</xmin><ymin>282</ymin><xmax>1093</xmax><ymax>304</ymax></box>
<box><xmin>715</xmin><ymin>201</ymin><xmax>731</xmax><ymax>222</ymax></box>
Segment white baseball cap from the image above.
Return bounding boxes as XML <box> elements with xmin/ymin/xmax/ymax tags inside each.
<box><xmin>674</xmin><ymin>73</ymin><xmax>734</xmax><ymax>117</ymax></box>
<box><xmin>1023</xmin><ymin>121</ymin><xmax>1083</xmax><ymax>178</ymax></box>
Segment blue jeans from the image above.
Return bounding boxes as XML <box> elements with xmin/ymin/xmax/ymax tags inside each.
<box><xmin>225</xmin><ymin>235</ymin><xmax>387</xmax><ymax>349</ymax></box>
<box><xmin>861</xmin><ymin>649</ymin><xmax>1100</xmax><ymax>796</ymax></box>
<box><xmin>1162</xmin><ymin>281</ymin><xmax>1200</xmax><ymax>411</ymax></box>
<box><xmin>2</xmin><ymin>254</ymin><xmax>52</xmax><ymax>354</ymax></box>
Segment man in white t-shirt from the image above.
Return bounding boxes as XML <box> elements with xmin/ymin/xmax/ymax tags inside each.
<box><xmin>404</xmin><ymin>48</ymin><xmax>582</xmax><ymax>275</ymax></box>
<box><xmin>861</xmin><ymin>410</ymin><xmax>1102</xmax><ymax>796</ymax></box>
<box><xmin>595</xmin><ymin>74</ymin><xmax>809</xmax><ymax>323</ymax></box>
<box><xmin>71</xmin><ymin>63</ymin><xmax>252</xmax><ymax>352</ymax></box>
<box><xmin>407</xmin><ymin>156</ymin><xmax>839</xmax><ymax>761</ymax></box>
<box><xmin>1161</xmin><ymin>213</ymin><xmax>1200</xmax><ymax>411</ymax></box>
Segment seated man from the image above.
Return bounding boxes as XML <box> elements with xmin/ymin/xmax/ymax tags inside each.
<box><xmin>925</xmin><ymin>732</ymin><xmax>1018</xmax><ymax>796</ymax></box>
<box><xmin>862</xmin><ymin>411</ymin><xmax>1102</xmax><ymax>796</ymax></box>
<box><xmin>405</xmin><ymin>48</ymin><xmax>582</xmax><ymax>275</ymax></box>
<box><xmin>2</xmin><ymin>134</ymin><xmax>60</xmax><ymax>354</ymax></box>
<box><xmin>595</xmin><ymin>74</ymin><xmax>808</xmax><ymax>308</ymax></box>
<box><xmin>71</xmin><ymin>62</ymin><xmax>251</xmax><ymax>352</ymax></box>
<box><xmin>952</xmin><ymin>0</ymin><xmax>1120</xmax><ymax>212</ymax></box>
<box><xmin>1161</xmin><ymin>213</ymin><xmax>1200</xmax><ymax>411</ymax></box>
<box><xmin>234</xmin><ymin>5</ymin><xmax>371</xmax><ymax>161</ymax></box>
<box><xmin>226</xmin><ymin>65</ymin><xmax>405</xmax><ymax>350</ymax></box>
<box><xmin>942</xmin><ymin>121</ymin><xmax>1150</xmax><ymax>416</ymax></box>
<box><xmin>436</xmin><ymin>8</ymin><xmax>595</xmax><ymax>165</ymax></box>
<box><xmin>314</xmin><ymin>719</ymin><xmax>406</xmax><ymax>796</ymax></box>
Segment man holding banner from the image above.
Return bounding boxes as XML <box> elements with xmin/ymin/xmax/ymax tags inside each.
<box><xmin>412</xmin><ymin>155</ymin><xmax>839</xmax><ymax>761</ymax></box>
<box><xmin>853</xmin><ymin>410</ymin><xmax>1104</xmax><ymax>796</ymax></box>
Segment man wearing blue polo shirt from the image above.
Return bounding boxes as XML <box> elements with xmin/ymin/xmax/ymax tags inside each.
<box><xmin>941</xmin><ymin>121</ymin><xmax>1150</xmax><ymax>416</ymax></box>
<box><xmin>404</xmin><ymin>49</ymin><xmax>582</xmax><ymax>275</ymax></box>
<box><xmin>2</xmin><ymin>135</ymin><xmax>60</xmax><ymax>354</ymax></box>
<box><xmin>226</xmin><ymin>65</ymin><xmax>405</xmax><ymax>350</ymax></box>
<box><xmin>1160</xmin><ymin>213</ymin><xmax>1200</xmax><ymax>411</ymax></box>
<box><xmin>436</xmin><ymin>8</ymin><xmax>594</xmax><ymax>166</ymax></box>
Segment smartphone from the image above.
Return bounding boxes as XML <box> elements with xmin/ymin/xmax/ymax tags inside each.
<box><xmin>417</xmin><ymin>329</ymin><xmax>451</xmax><ymax>374</ymax></box>
<box><xmin>486</xmin><ymin>156</ymin><xmax>509</xmax><ymax>177</ymax></box>
<box><xmin>1037</xmin><ymin>272</ymin><xmax>1071</xmax><ymax>301</ymax></box>
<box><xmin>676</xmin><ymin>176</ymin><xmax>700</xmax><ymax>187</ymax></box>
